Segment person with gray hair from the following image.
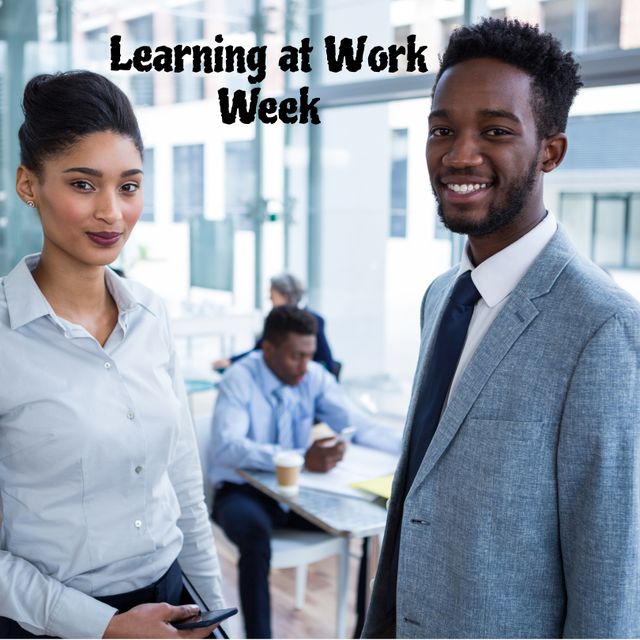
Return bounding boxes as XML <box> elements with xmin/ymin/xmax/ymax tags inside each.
<box><xmin>213</xmin><ymin>272</ymin><xmax>338</xmax><ymax>376</ymax></box>
<box><xmin>269</xmin><ymin>272</ymin><xmax>305</xmax><ymax>306</ymax></box>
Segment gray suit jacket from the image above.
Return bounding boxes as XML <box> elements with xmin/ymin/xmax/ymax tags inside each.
<box><xmin>362</xmin><ymin>227</ymin><xmax>640</xmax><ymax>638</ymax></box>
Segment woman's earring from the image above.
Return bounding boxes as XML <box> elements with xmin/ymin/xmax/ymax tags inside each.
<box><xmin>26</xmin><ymin>200</ymin><xmax>35</xmax><ymax>208</ymax></box>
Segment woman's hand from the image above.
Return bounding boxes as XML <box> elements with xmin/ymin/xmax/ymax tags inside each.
<box><xmin>103</xmin><ymin>603</ymin><xmax>218</xmax><ymax>639</ymax></box>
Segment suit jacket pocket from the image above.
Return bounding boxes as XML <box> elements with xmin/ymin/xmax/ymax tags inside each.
<box><xmin>464</xmin><ymin>417</ymin><xmax>544</xmax><ymax>443</ymax></box>
<box><xmin>453</xmin><ymin>417</ymin><xmax>552</xmax><ymax>507</ymax></box>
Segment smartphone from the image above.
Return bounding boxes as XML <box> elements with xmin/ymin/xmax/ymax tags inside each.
<box><xmin>171</xmin><ymin>607</ymin><xmax>238</xmax><ymax>630</ymax></box>
<box><xmin>337</xmin><ymin>426</ymin><xmax>356</xmax><ymax>444</ymax></box>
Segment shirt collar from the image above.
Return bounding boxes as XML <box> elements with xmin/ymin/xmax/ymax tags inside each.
<box><xmin>103</xmin><ymin>265</ymin><xmax>154</xmax><ymax>316</ymax></box>
<box><xmin>4</xmin><ymin>253</ymin><xmax>154</xmax><ymax>331</ymax></box>
<box><xmin>458</xmin><ymin>212</ymin><xmax>558</xmax><ymax>308</ymax></box>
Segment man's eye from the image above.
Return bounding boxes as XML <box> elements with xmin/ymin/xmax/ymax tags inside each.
<box><xmin>485</xmin><ymin>128</ymin><xmax>511</xmax><ymax>136</ymax></box>
<box><xmin>430</xmin><ymin>127</ymin><xmax>452</xmax><ymax>137</ymax></box>
<box><xmin>71</xmin><ymin>180</ymin><xmax>94</xmax><ymax>191</ymax></box>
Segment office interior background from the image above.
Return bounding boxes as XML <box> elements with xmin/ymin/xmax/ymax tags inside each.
<box><xmin>1</xmin><ymin>0</ymin><xmax>640</xmax><ymax>412</ymax></box>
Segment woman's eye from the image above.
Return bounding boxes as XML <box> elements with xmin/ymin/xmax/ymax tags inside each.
<box><xmin>71</xmin><ymin>180</ymin><xmax>94</xmax><ymax>191</ymax></box>
<box><xmin>121</xmin><ymin>182</ymin><xmax>140</xmax><ymax>193</ymax></box>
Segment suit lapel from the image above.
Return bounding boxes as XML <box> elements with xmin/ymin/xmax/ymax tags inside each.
<box><xmin>388</xmin><ymin>271</ymin><xmax>457</xmax><ymax>509</ymax></box>
<box><xmin>405</xmin><ymin>226</ymin><xmax>576</xmax><ymax>498</ymax></box>
<box><xmin>406</xmin><ymin>292</ymin><xmax>538</xmax><ymax>496</ymax></box>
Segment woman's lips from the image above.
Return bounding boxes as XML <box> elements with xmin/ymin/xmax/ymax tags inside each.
<box><xmin>86</xmin><ymin>232</ymin><xmax>122</xmax><ymax>247</ymax></box>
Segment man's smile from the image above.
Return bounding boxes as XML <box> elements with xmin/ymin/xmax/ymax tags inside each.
<box><xmin>438</xmin><ymin>176</ymin><xmax>495</xmax><ymax>204</ymax></box>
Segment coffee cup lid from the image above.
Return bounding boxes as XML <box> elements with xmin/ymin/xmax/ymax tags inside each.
<box><xmin>273</xmin><ymin>451</ymin><xmax>304</xmax><ymax>467</ymax></box>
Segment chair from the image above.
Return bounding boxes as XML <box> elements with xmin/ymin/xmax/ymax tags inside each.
<box><xmin>192</xmin><ymin>414</ymin><xmax>352</xmax><ymax>638</ymax></box>
<box><xmin>212</xmin><ymin>521</ymin><xmax>351</xmax><ymax>637</ymax></box>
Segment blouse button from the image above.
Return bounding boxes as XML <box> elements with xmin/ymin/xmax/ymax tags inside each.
<box><xmin>135</xmin><ymin>466</ymin><xmax>143</xmax><ymax>474</ymax></box>
<box><xmin>127</xmin><ymin>410</ymin><xmax>135</xmax><ymax>420</ymax></box>
<box><xmin>104</xmin><ymin>362</ymin><xmax>112</xmax><ymax>369</ymax></box>
<box><xmin>134</xmin><ymin>520</ymin><xmax>142</xmax><ymax>528</ymax></box>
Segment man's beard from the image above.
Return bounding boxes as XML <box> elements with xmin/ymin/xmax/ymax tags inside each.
<box><xmin>434</xmin><ymin>159</ymin><xmax>538</xmax><ymax>237</ymax></box>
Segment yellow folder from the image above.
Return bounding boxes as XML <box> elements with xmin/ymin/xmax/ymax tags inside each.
<box><xmin>350</xmin><ymin>474</ymin><xmax>394</xmax><ymax>499</ymax></box>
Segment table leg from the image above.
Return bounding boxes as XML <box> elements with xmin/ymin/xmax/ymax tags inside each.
<box><xmin>335</xmin><ymin>537</ymin><xmax>350</xmax><ymax>638</ymax></box>
<box><xmin>366</xmin><ymin>533</ymin><xmax>381</xmax><ymax>603</ymax></box>
<box><xmin>353</xmin><ymin>538</ymin><xmax>368</xmax><ymax>638</ymax></box>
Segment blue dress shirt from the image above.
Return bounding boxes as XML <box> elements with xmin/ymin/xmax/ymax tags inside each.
<box><xmin>0</xmin><ymin>255</ymin><xmax>224</xmax><ymax>638</ymax></box>
<box><xmin>208</xmin><ymin>350</ymin><xmax>401</xmax><ymax>487</ymax></box>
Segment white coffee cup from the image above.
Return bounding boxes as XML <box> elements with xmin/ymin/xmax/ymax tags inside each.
<box><xmin>273</xmin><ymin>451</ymin><xmax>304</xmax><ymax>496</ymax></box>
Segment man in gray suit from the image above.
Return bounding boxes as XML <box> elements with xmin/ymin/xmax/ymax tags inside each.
<box><xmin>363</xmin><ymin>17</ymin><xmax>640</xmax><ymax>639</ymax></box>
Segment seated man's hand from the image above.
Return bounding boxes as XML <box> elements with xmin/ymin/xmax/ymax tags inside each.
<box><xmin>304</xmin><ymin>437</ymin><xmax>346</xmax><ymax>472</ymax></box>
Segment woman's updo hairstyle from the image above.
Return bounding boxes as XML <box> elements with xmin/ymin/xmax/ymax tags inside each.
<box><xmin>19</xmin><ymin>70</ymin><xmax>143</xmax><ymax>177</ymax></box>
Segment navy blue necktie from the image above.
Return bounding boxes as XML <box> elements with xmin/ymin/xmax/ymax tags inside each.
<box><xmin>405</xmin><ymin>270</ymin><xmax>481</xmax><ymax>490</ymax></box>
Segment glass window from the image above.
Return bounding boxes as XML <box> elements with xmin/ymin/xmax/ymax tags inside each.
<box><xmin>173</xmin><ymin>144</ymin><xmax>204</xmax><ymax>222</ymax></box>
<box><xmin>394</xmin><ymin>24</ymin><xmax>412</xmax><ymax>48</ymax></box>
<box><xmin>175</xmin><ymin>1</ymin><xmax>204</xmax><ymax>42</ymax></box>
<box><xmin>559</xmin><ymin>193</ymin><xmax>640</xmax><ymax>269</ymax></box>
<box><xmin>629</xmin><ymin>195</ymin><xmax>640</xmax><ymax>268</ymax></box>
<box><xmin>174</xmin><ymin>1</ymin><xmax>205</xmax><ymax>102</ymax></box>
<box><xmin>594</xmin><ymin>196</ymin><xmax>626</xmax><ymax>267</ymax></box>
<box><xmin>390</xmin><ymin>128</ymin><xmax>408</xmax><ymax>238</ymax></box>
<box><xmin>127</xmin><ymin>14</ymin><xmax>153</xmax><ymax>41</ymax></box>
<box><xmin>434</xmin><ymin>216</ymin><xmax>450</xmax><ymax>241</ymax></box>
<box><xmin>587</xmin><ymin>0</ymin><xmax>622</xmax><ymax>51</ymax></box>
<box><xmin>140</xmin><ymin>148</ymin><xmax>155</xmax><ymax>222</ymax></box>
<box><xmin>127</xmin><ymin>15</ymin><xmax>154</xmax><ymax>106</ymax></box>
<box><xmin>176</xmin><ymin>74</ymin><xmax>204</xmax><ymax>103</ymax></box>
<box><xmin>225</xmin><ymin>140</ymin><xmax>255</xmax><ymax>231</ymax></box>
<box><xmin>441</xmin><ymin>16</ymin><xmax>463</xmax><ymax>47</ymax></box>
<box><xmin>84</xmin><ymin>26</ymin><xmax>108</xmax><ymax>62</ymax></box>
<box><xmin>225</xmin><ymin>0</ymin><xmax>254</xmax><ymax>34</ymax></box>
<box><xmin>542</xmin><ymin>0</ymin><xmax>575</xmax><ymax>50</ymax></box>
<box><xmin>558</xmin><ymin>193</ymin><xmax>592</xmax><ymax>257</ymax></box>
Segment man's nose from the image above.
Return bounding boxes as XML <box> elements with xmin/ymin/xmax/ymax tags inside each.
<box><xmin>442</xmin><ymin>133</ymin><xmax>483</xmax><ymax>169</ymax></box>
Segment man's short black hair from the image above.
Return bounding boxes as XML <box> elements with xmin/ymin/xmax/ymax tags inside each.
<box><xmin>434</xmin><ymin>17</ymin><xmax>583</xmax><ymax>139</ymax></box>
<box><xmin>263</xmin><ymin>305</ymin><xmax>317</xmax><ymax>346</ymax></box>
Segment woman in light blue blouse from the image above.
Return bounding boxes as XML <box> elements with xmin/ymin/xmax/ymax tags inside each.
<box><xmin>0</xmin><ymin>71</ymin><xmax>224</xmax><ymax>638</ymax></box>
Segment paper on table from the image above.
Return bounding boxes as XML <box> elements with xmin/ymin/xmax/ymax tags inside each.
<box><xmin>350</xmin><ymin>474</ymin><xmax>394</xmax><ymax>499</ymax></box>
<box><xmin>298</xmin><ymin>443</ymin><xmax>398</xmax><ymax>500</ymax></box>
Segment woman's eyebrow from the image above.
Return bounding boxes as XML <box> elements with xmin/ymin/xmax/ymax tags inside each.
<box><xmin>62</xmin><ymin>167</ymin><xmax>143</xmax><ymax>177</ymax></box>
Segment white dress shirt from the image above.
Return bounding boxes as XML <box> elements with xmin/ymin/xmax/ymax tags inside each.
<box><xmin>0</xmin><ymin>254</ymin><xmax>224</xmax><ymax>638</ymax></box>
<box><xmin>448</xmin><ymin>213</ymin><xmax>558</xmax><ymax>401</ymax></box>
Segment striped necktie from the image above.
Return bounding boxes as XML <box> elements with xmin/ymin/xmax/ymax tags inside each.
<box><xmin>273</xmin><ymin>386</ymin><xmax>295</xmax><ymax>450</ymax></box>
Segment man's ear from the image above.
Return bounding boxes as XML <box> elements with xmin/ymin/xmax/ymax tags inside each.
<box><xmin>540</xmin><ymin>132</ymin><xmax>568</xmax><ymax>173</ymax></box>
<box><xmin>262</xmin><ymin>340</ymin><xmax>275</xmax><ymax>360</ymax></box>
<box><xmin>16</xmin><ymin>165</ymin><xmax>38</xmax><ymax>205</ymax></box>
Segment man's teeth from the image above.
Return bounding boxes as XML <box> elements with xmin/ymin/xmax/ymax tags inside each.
<box><xmin>447</xmin><ymin>183</ymin><xmax>488</xmax><ymax>193</ymax></box>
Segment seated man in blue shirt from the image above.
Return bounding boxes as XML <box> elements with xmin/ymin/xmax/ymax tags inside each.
<box><xmin>208</xmin><ymin>305</ymin><xmax>400</xmax><ymax>638</ymax></box>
